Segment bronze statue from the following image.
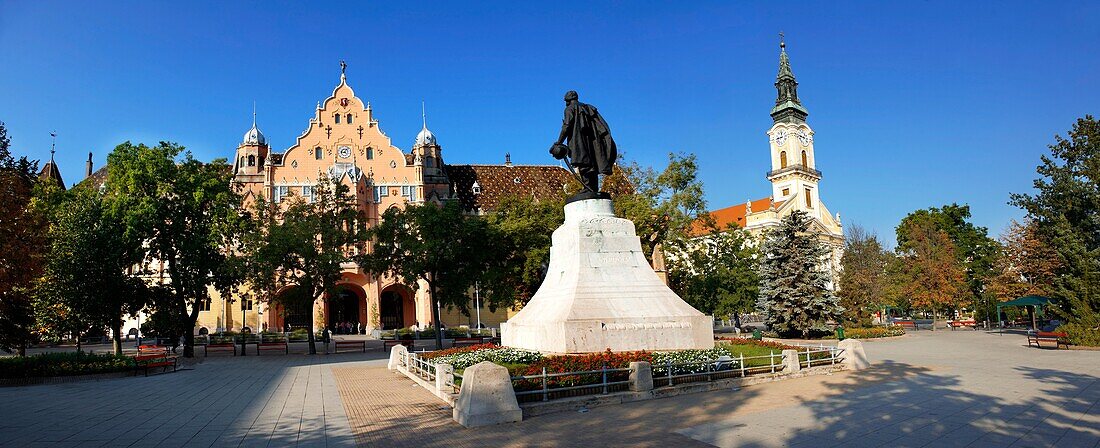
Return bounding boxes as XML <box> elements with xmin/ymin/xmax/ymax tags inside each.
<box><xmin>550</xmin><ymin>90</ymin><xmax>617</xmax><ymax>200</ymax></box>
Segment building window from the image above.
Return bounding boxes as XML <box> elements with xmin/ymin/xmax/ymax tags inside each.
<box><xmin>198</xmin><ymin>299</ymin><xmax>211</xmax><ymax>311</ymax></box>
<box><xmin>401</xmin><ymin>185</ymin><xmax>415</xmax><ymax>200</ymax></box>
<box><xmin>302</xmin><ymin>185</ymin><xmax>314</xmax><ymax>203</ymax></box>
<box><xmin>239</xmin><ymin>156</ymin><xmax>245</xmax><ymax>167</ymax></box>
<box><xmin>782</xmin><ymin>188</ymin><xmax>790</xmax><ymax>197</ymax></box>
<box><xmin>315</xmin><ymin>147</ymin><xmax>323</xmax><ymax>160</ymax></box>
<box><xmin>243</xmin><ymin>300</ymin><xmax>254</xmax><ymax>311</ymax></box>
<box><xmin>373</xmin><ymin>185</ymin><xmax>389</xmax><ymax>203</ymax></box>
<box><xmin>780</xmin><ymin>151</ymin><xmax>787</xmax><ymax>168</ymax></box>
<box><xmin>334</xmin><ymin>114</ymin><xmax>341</xmax><ymax>124</ymax></box>
<box><xmin>274</xmin><ymin>186</ymin><xmax>288</xmax><ymax>203</ymax></box>
<box><xmin>346</xmin><ymin>114</ymin><xmax>353</xmax><ymax>124</ymax></box>
<box><xmin>248</xmin><ymin>155</ymin><xmax>256</xmax><ymax>166</ymax></box>
<box><xmin>801</xmin><ymin>151</ymin><xmax>808</xmax><ymax>166</ymax></box>
<box><xmin>366</xmin><ymin>147</ymin><xmax>374</xmax><ymax>160</ymax></box>
<box><xmin>805</xmin><ymin>188</ymin><xmax>813</xmax><ymax>208</ymax></box>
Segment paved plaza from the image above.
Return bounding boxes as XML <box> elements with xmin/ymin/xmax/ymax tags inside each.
<box><xmin>0</xmin><ymin>331</ymin><xmax>1098</xmax><ymax>447</ymax></box>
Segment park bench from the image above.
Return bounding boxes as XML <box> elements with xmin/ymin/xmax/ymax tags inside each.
<box><xmin>383</xmin><ymin>340</ymin><xmax>414</xmax><ymax>351</ymax></box>
<box><xmin>255</xmin><ymin>341</ymin><xmax>289</xmax><ymax>355</ymax></box>
<box><xmin>204</xmin><ymin>343</ymin><xmax>237</xmax><ymax>356</ymax></box>
<box><xmin>1027</xmin><ymin>331</ymin><xmax>1069</xmax><ymax>349</ymax></box>
<box><xmin>134</xmin><ymin>345</ymin><xmax>178</xmax><ymax>376</ymax></box>
<box><xmin>333</xmin><ymin>340</ymin><xmax>367</xmax><ymax>354</ymax></box>
<box><xmin>950</xmin><ymin>320</ymin><xmax>978</xmax><ymax>330</ymax></box>
<box><xmin>895</xmin><ymin>320</ymin><xmax>917</xmax><ymax>331</ymax></box>
<box><xmin>452</xmin><ymin>336</ymin><xmax>490</xmax><ymax>348</ymax></box>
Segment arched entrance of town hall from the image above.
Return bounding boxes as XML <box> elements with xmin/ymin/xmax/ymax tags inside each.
<box><xmin>273</xmin><ymin>286</ymin><xmax>313</xmax><ymax>332</ymax></box>
<box><xmin>327</xmin><ymin>284</ymin><xmax>365</xmax><ymax>333</ymax></box>
<box><xmin>379</xmin><ymin>284</ymin><xmax>415</xmax><ymax>330</ymax></box>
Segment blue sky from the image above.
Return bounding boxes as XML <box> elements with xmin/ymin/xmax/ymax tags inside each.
<box><xmin>2</xmin><ymin>1</ymin><xmax>1098</xmax><ymax>243</ymax></box>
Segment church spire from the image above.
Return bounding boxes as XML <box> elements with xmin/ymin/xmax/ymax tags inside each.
<box><xmin>770</xmin><ymin>33</ymin><xmax>809</xmax><ymax>124</ymax></box>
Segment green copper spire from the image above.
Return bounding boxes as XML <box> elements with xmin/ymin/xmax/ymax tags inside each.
<box><xmin>770</xmin><ymin>34</ymin><xmax>808</xmax><ymax>124</ymax></box>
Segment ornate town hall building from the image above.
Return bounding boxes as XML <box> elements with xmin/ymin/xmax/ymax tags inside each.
<box><xmin>203</xmin><ymin>64</ymin><xmax>572</xmax><ymax>334</ymax></box>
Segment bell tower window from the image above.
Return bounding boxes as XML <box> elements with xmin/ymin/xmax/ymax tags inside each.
<box><xmin>248</xmin><ymin>155</ymin><xmax>256</xmax><ymax>167</ymax></box>
<box><xmin>801</xmin><ymin>151</ymin><xmax>808</xmax><ymax>166</ymax></box>
<box><xmin>805</xmin><ymin>188</ymin><xmax>813</xmax><ymax>208</ymax></box>
<box><xmin>780</xmin><ymin>151</ymin><xmax>787</xmax><ymax>168</ymax></box>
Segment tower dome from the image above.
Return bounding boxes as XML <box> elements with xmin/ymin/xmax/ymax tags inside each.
<box><xmin>243</xmin><ymin>107</ymin><xmax>266</xmax><ymax>145</ymax></box>
<box><xmin>415</xmin><ymin>126</ymin><xmax>436</xmax><ymax>146</ymax></box>
<box><xmin>415</xmin><ymin>101</ymin><xmax>437</xmax><ymax>146</ymax></box>
<box><xmin>243</xmin><ymin>124</ymin><xmax>266</xmax><ymax>145</ymax></box>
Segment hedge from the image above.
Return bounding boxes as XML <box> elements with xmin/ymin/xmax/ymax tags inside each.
<box><xmin>0</xmin><ymin>352</ymin><xmax>136</xmax><ymax>379</ymax></box>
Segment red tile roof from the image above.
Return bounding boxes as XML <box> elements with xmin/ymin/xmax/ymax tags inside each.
<box><xmin>691</xmin><ymin>197</ymin><xmax>780</xmax><ymax>236</ymax></box>
<box><xmin>446</xmin><ymin>164</ymin><xmax>574</xmax><ymax>212</ymax></box>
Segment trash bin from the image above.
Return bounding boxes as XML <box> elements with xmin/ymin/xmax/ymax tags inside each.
<box><xmin>836</xmin><ymin>326</ymin><xmax>845</xmax><ymax>341</ymax></box>
<box><xmin>752</xmin><ymin>329</ymin><xmax>762</xmax><ymax>340</ymax></box>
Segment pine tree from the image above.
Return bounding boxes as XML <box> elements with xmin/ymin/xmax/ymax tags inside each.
<box><xmin>756</xmin><ymin>210</ymin><xmax>843</xmax><ymax>338</ymax></box>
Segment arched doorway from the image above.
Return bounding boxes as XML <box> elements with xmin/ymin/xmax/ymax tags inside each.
<box><xmin>275</xmin><ymin>286</ymin><xmax>313</xmax><ymax>332</ymax></box>
<box><xmin>328</xmin><ymin>286</ymin><xmax>362</xmax><ymax>330</ymax></box>
<box><xmin>380</xmin><ymin>290</ymin><xmax>404</xmax><ymax>330</ymax></box>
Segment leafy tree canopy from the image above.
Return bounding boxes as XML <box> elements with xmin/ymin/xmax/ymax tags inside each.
<box><xmin>837</xmin><ymin>225</ymin><xmax>893</xmax><ymax>325</ymax></box>
<box><xmin>667</xmin><ymin>228</ymin><xmax>759</xmax><ymax>320</ymax></box>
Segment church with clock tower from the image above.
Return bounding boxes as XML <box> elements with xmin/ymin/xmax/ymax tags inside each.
<box><xmin>697</xmin><ymin>39</ymin><xmax>845</xmax><ymax>286</ymax></box>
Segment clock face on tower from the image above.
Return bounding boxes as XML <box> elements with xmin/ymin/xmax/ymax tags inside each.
<box><xmin>775</xmin><ymin>130</ymin><xmax>788</xmax><ymax>146</ymax></box>
<box><xmin>338</xmin><ymin>146</ymin><xmax>351</xmax><ymax>159</ymax></box>
<box><xmin>797</xmin><ymin>130</ymin><xmax>810</xmax><ymax>146</ymax></box>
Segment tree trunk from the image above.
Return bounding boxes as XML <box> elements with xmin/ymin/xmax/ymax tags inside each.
<box><xmin>733</xmin><ymin>313</ymin><xmax>742</xmax><ymax>330</ymax></box>
<box><xmin>18</xmin><ymin>342</ymin><xmax>26</xmax><ymax>358</ymax></box>
<box><xmin>76</xmin><ymin>332</ymin><xmax>82</xmax><ymax>354</ymax></box>
<box><xmin>112</xmin><ymin>319</ymin><xmax>123</xmax><ymax>355</ymax></box>
<box><xmin>431</xmin><ymin>286</ymin><xmax>444</xmax><ymax>350</ymax></box>
<box><xmin>183</xmin><ymin>305</ymin><xmax>201</xmax><ymax>358</ymax></box>
<box><xmin>307</xmin><ymin>286</ymin><xmax>318</xmax><ymax>355</ymax></box>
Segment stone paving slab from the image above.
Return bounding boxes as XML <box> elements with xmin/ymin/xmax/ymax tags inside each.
<box><xmin>0</xmin><ymin>353</ymin><xmax>370</xmax><ymax>447</ymax></box>
<box><xmin>331</xmin><ymin>331</ymin><xmax>1100</xmax><ymax>448</ymax></box>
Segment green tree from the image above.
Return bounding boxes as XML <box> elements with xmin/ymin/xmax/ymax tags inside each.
<box><xmin>667</xmin><ymin>227</ymin><xmax>759</xmax><ymax>324</ymax></box>
<box><xmin>104</xmin><ymin>142</ymin><xmax>245</xmax><ymax>357</ymax></box>
<box><xmin>896</xmin><ymin>204</ymin><xmax>999</xmax><ymax>312</ymax></box>
<box><xmin>34</xmin><ymin>187</ymin><xmax>150</xmax><ymax>354</ymax></box>
<box><xmin>0</xmin><ymin>121</ymin><xmax>44</xmax><ymax>355</ymax></box>
<box><xmin>244</xmin><ymin>176</ymin><xmax>363</xmax><ymax>355</ymax></box>
<box><xmin>359</xmin><ymin>201</ymin><xmax>497</xmax><ymax>349</ymax></box>
<box><xmin>1010</xmin><ymin>116</ymin><xmax>1100</xmax><ymax>339</ymax></box>
<box><xmin>614</xmin><ymin>153</ymin><xmax>711</xmax><ymax>261</ymax></box>
<box><xmin>756</xmin><ymin>210</ymin><xmax>843</xmax><ymax>338</ymax></box>
<box><xmin>481</xmin><ymin>194</ymin><xmax>565</xmax><ymax>308</ymax></box>
<box><xmin>837</xmin><ymin>225</ymin><xmax>892</xmax><ymax>326</ymax></box>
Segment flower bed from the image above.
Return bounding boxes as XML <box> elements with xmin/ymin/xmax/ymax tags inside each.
<box><xmin>0</xmin><ymin>352</ymin><xmax>136</xmax><ymax>379</ymax></box>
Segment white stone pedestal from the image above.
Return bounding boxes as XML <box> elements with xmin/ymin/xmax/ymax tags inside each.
<box><xmin>501</xmin><ymin>199</ymin><xmax>714</xmax><ymax>353</ymax></box>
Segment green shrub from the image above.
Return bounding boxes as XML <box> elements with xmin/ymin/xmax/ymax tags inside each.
<box><xmin>0</xmin><ymin>352</ymin><xmax>136</xmax><ymax>379</ymax></box>
<box><xmin>1059</xmin><ymin>323</ymin><xmax>1100</xmax><ymax>347</ymax></box>
<box><xmin>824</xmin><ymin>326</ymin><xmax>905</xmax><ymax>339</ymax></box>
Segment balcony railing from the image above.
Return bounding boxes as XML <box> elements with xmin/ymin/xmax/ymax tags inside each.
<box><xmin>767</xmin><ymin>164</ymin><xmax>822</xmax><ymax>178</ymax></box>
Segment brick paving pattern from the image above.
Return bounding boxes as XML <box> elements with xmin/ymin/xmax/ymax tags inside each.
<box><xmin>331</xmin><ymin>366</ymin><xmax>454</xmax><ymax>448</ymax></box>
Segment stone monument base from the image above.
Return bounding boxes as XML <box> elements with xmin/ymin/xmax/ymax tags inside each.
<box><xmin>501</xmin><ymin>199</ymin><xmax>713</xmax><ymax>354</ymax></box>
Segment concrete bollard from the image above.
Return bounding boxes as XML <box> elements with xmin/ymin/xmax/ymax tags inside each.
<box><xmin>838</xmin><ymin>339</ymin><xmax>869</xmax><ymax>371</ymax></box>
<box><xmin>629</xmin><ymin>361</ymin><xmax>653</xmax><ymax>392</ymax></box>
<box><xmin>453</xmin><ymin>361</ymin><xmax>522</xmax><ymax>427</ymax></box>
<box><xmin>436</xmin><ymin>363</ymin><xmax>454</xmax><ymax>394</ymax></box>
<box><xmin>387</xmin><ymin>344</ymin><xmax>408</xmax><ymax>371</ymax></box>
<box><xmin>782</xmin><ymin>349</ymin><xmax>801</xmax><ymax>373</ymax></box>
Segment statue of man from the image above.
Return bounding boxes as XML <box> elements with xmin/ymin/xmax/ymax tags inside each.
<box><xmin>550</xmin><ymin>91</ymin><xmax>617</xmax><ymax>197</ymax></box>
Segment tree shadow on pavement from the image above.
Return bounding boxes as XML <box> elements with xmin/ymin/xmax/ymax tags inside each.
<box><xmin>723</xmin><ymin>361</ymin><xmax>1100</xmax><ymax>448</ymax></box>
